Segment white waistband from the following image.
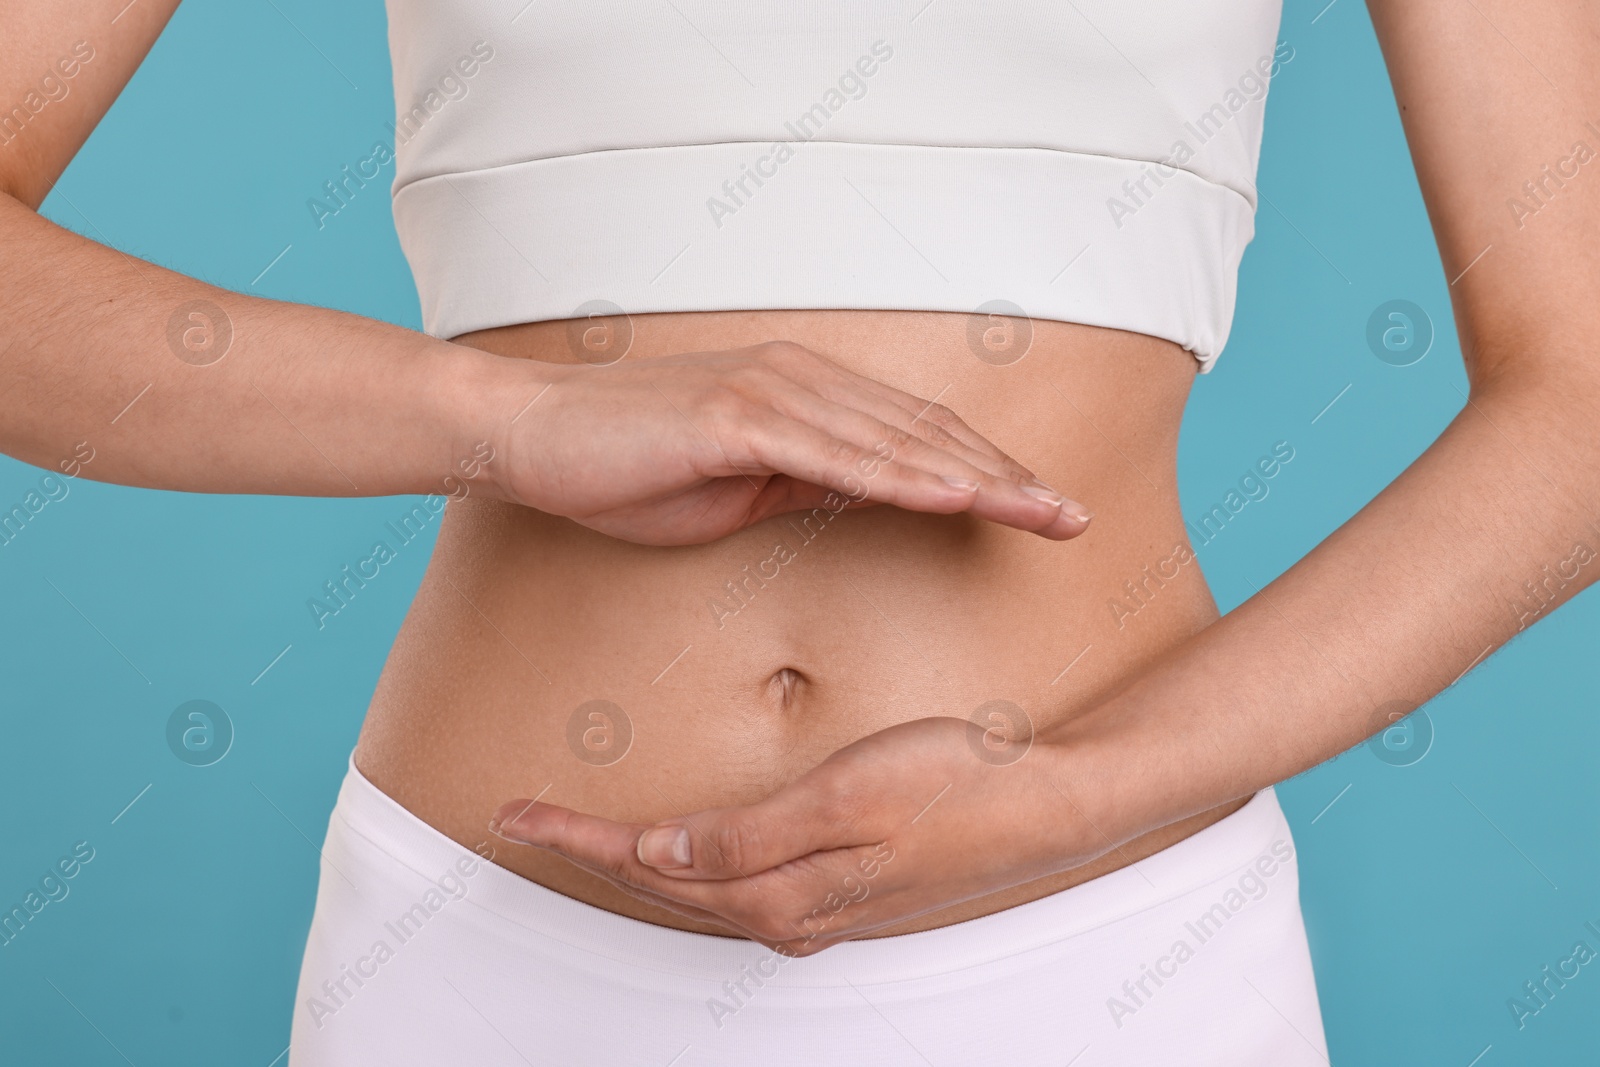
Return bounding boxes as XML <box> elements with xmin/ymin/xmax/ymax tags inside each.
<box><xmin>331</xmin><ymin>753</ymin><xmax>1293</xmax><ymax>987</ymax></box>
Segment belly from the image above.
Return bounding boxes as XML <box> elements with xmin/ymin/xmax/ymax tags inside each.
<box><xmin>355</xmin><ymin>309</ymin><xmax>1233</xmax><ymax>936</ymax></box>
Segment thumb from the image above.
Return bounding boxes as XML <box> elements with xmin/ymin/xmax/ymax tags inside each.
<box><xmin>637</xmin><ymin>782</ymin><xmax>859</xmax><ymax>880</ymax></box>
<box><xmin>744</xmin><ymin>474</ymin><xmax>880</xmax><ymax>527</ymax></box>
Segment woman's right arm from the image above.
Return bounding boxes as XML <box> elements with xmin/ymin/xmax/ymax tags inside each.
<box><xmin>1</xmin><ymin>0</ymin><xmax>1090</xmax><ymax>545</ymax></box>
<box><xmin>0</xmin><ymin>0</ymin><xmax>533</xmax><ymax>500</ymax></box>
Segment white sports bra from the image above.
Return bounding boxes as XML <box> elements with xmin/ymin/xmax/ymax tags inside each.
<box><xmin>383</xmin><ymin>2</ymin><xmax>1285</xmax><ymax>371</ymax></box>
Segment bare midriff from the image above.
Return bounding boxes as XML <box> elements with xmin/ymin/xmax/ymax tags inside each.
<box><xmin>354</xmin><ymin>309</ymin><xmax>1243</xmax><ymax>937</ymax></box>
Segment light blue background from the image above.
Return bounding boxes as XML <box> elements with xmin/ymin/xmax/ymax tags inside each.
<box><xmin>2</xmin><ymin>1</ymin><xmax>1595</xmax><ymax>1063</ymax></box>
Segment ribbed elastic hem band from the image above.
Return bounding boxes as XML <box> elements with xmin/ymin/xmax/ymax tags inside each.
<box><xmin>391</xmin><ymin>141</ymin><xmax>1253</xmax><ymax>371</ymax></box>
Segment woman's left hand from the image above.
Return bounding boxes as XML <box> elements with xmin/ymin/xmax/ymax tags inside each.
<box><xmin>487</xmin><ymin>716</ymin><xmax>1109</xmax><ymax>955</ymax></box>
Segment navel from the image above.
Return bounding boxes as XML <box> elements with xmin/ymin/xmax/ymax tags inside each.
<box><xmin>765</xmin><ymin>667</ymin><xmax>807</xmax><ymax>711</ymax></box>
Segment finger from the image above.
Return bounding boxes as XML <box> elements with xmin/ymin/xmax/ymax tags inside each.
<box><xmin>740</xmin><ymin>473</ymin><xmax>1089</xmax><ymax>544</ymax></box>
<box><xmin>631</xmin><ymin>783</ymin><xmax>872</xmax><ymax>882</ymax></box>
<box><xmin>553</xmin><ymin>847</ymin><xmax>820</xmax><ymax>953</ymax></box>
<box><xmin>550</xmin><ymin>849</ymin><xmax>760</xmax><ymax>937</ymax></box>
<box><xmin>490</xmin><ymin>799</ymin><xmax>790</xmax><ymax>925</ymax></box>
<box><xmin>491</xmin><ymin>799</ymin><xmax>897</xmax><ymax>954</ymax></box>
<box><xmin>760</xmin><ymin>344</ymin><xmax>1028</xmax><ymax>475</ymax></box>
<box><xmin>762</xmin><ymin>389</ymin><xmax>1093</xmax><ymax>534</ymax></box>
<box><xmin>765</xmin><ymin>385</ymin><xmax>1000</xmax><ymax>483</ymax></box>
<box><xmin>809</xmin><ymin>375</ymin><xmax>1034</xmax><ymax>482</ymax></box>
<box><xmin>713</xmin><ymin>846</ymin><xmax>906</xmax><ymax>952</ymax></box>
<box><xmin>799</xmin><ymin>362</ymin><xmax>1041</xmax><ymax>483</ymax></box>
<box><xmin>489</xmin><ymin>800</ymin><xmax>647</xmax><ymax>869</ymax></box>
<box><xmin>487</xmin><ymin>803</ymin><xmax>690</xmax><ymax>910</ymax></box>
<box><xmin>737</xmin><ymin>473</ymin><xmax>887</xmax><ymax>527</ymax></box>
<box><xmin>766</xmin><ymin>353</ymin><xmax>1095</xmax><ymax>540</ymax></box>
<box><xmin>488</xmin><ymin>799</ymin><xmax>758</xmax><ymax>903</ymax></box>
<box><xmin>735</xmin><ymin>414</ymin><xmax>976</xmax><ymax>514</ymax></box>
<box><xmin>739</xmin><ymin>414</ymin><xmax>1089</xmax><ymax>539</ymax></box>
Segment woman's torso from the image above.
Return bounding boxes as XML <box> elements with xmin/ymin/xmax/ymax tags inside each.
<box><xmin>354</xmin><ymin>308</ymin><xmax>1241</xmax><ymax>937</ymax></box>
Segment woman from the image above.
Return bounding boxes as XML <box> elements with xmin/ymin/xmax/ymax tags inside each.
<box><xmin>3</xmin><ymin>0</ymin><xmax>1595</xmax><ymax>1063</ymax></box>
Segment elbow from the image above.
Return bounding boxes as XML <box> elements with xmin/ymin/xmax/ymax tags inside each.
<box><xmin>0</xmin><ymin>160</ymin><xmax>49</xmax><ymax>213</ymax></box>
<box><xmin>0</xmin><ymin>180</ymin><xmax>40</xmax><ymax>216</ymax></box>
<box><xmin>1463</xmin><ymin>328</ymin><xmax>1600</xmax><ymax>414</ymax></box>
<box><xmin>1464</xmin><ymin>358</ymin><xmax>1600</xmax><ymax>469</ymax></box>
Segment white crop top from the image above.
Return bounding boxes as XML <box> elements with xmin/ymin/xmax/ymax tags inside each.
<box><xmin>383</xmin><ymin>2</ymin><xmax>1285</xmax><ymax>371</ymax></box>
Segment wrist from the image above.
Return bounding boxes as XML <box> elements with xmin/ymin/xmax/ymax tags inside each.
<box><xmin>1034</xmin><ymin>706</ymin><xmax>1144</xmax><ymax>871</ymax></box>
<box><xmin>413</xmin><ymin>339</ymin><xmax>567</xmax><ymax>505</ymax></box>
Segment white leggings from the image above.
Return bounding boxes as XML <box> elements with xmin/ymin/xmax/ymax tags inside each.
<box><xmin>291</xmin><ymin>757</ymin><xmax>1328</xmax><ymax>1065</ymax></box>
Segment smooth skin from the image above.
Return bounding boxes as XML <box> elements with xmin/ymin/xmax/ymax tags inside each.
<box><xmin>4</xmin><ymin>0</ymin><xmax>1227</xmax><ymax>945</ymax></box>
<box><xmin>486</xmin><ymin>0</ymin><xmax>1600</xmax><ymax>954</ymax></box>
<box><xmin>366</xmin><ymin>310</ymin><xmax>1220</xmax><ymax>938</ymax></box>
<box><xmin>0</xmin><ymin>3</ymin><xmax>1084</xmax><ymax>546</ymax></box>
<box><xmin>5</xmin><ymin>0</ymin><xmax>1598</xmax><ymax>967</ymax></box>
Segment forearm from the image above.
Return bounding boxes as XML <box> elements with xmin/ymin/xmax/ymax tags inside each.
<box><xmin>0</xmin><ymin>192</ymin><xmax>537</xmax><ymax>496</ymax></box>
<box><xmin>1055</xmin><ymin>372</ymin><xmax>1600</xmax><ymax>846</ymax></box>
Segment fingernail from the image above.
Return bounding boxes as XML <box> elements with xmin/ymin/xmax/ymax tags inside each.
<box><xmin>940</xmin><ymin>475</ymin><xmax>980</xmax><ymax>493</ymax></box>
<box><xmin>1021</xmin><ymin>485</ymin><xmax>1063</xmax><ymax>507</ymax></box>
<box><xmin>1061</xmin><ymin>500</ymin><xmax>1094</xmax><ymax>524</ymax></box>
<box><xmin>637</xmin><ymin>827</ymin><xmax>692</xmax><ymax>868</ymax></box>
<box><xmin>487</xmin><ymin>817</ymin><xmax>532</xmax><ymax>845</ymax></box>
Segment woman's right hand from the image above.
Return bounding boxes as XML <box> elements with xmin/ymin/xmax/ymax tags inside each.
<box><xmin>489</xmin><ymin>341</ymin><xmax>1094</xmax><ymax>547</ymax></box>
<box><xmin>0</xmin><ymin>5</ymin><xmax>1084</xmax><ymax>548</ymax></box>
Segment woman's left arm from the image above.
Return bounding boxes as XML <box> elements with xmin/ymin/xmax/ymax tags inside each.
<box><xmin>488</xmin><ymin>0</ymin><xmax>1600</xmax><ymax>951</ymax></box>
